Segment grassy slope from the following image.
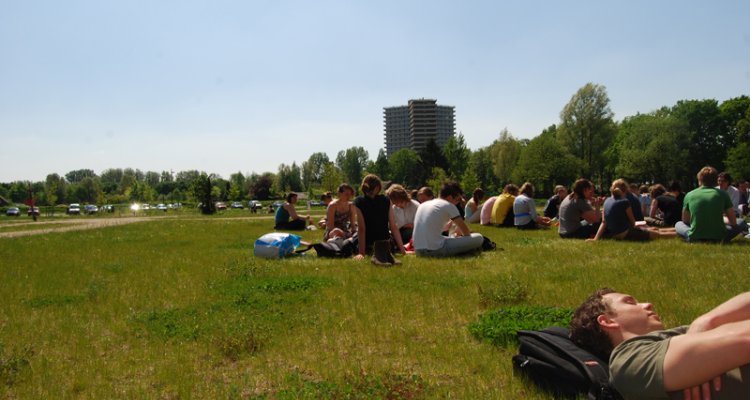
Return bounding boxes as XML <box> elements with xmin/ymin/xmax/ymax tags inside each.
<box><xmin>0</xmin><ymin>213</ymin><xmax>748</xmax><ymax>399</ymax></box>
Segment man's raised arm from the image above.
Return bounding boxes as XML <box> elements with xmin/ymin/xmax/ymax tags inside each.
<box><xmin>662</xmin><ymin>292</ymin><xmax>750</xmax><ymax>391</ymax></box>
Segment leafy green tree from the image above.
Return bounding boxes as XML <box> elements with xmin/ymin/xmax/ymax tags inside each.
<box><xmin>76</xmin><ymin>176</ymin><xmax>103</xmax><ymax>204</ymax></box>
<box><xmin>194</xmin><ymin>177</ymin><xmax>215</xmax><ymax>213</ymax></box>
<box><xmin>65</xmin><ymin>169</ymin><xmax>96</xmax><ymax>184</ymax></box>
<box><xmin>443</xmin><ymin>133</ymin><xmax>470</xmax><ymax>180</ymax></box>
<box><xmin>489</xmin><ymin>129</ymin><xmax>521</xmax><ymax>185</ymax></box>
<box><xmin>8</xmin><ymin>181</ymin><xmax>30</xmax><ymax>203</ymax></box>
<box><xmin>160</xmin><ymin>170</ymin><xmax>174</xmax><ymax>183</ymax></box>
<box><xmin>250</xmin><ymin>173</ymin><xmax>274</xmax><ymax>200</ymax></box>
<box><xmin>145</xmin><ymin>171</ymin><xmax>160</xmax><ymax>187</ymax></box>
<box><xmin>100</xmin><ymin>168</ymin><xmax>123</xmax><ymax>194</ymax></box>
<box><xmin>191</xmin><ymin>173</ymin><xmax>216</xmax><ymax>214</ymax></box>
<box><xmin>175</xmin><ymin>170</ymin><xmax>201</xmax><ymax>192</ymax></box>
<box><xmin>720</xmin><ymin>96</ymin><xmax>750</xmax><ymax>143</ymax></box>
<box><xmin>389</xmin><ymin>148</ymin><xmax>422</xmax><ymax>188</ymax></box>
<box><xmin>289</xmin><ymin>163</ymin><xmax>303</xmax><ymax>192</ymax></box>
<box><xmin>320</xmin><ymin>162</ymin><xmax>344</xmax><ymax>193</ymax></box>
<box><xmin>275</xmin><ymin>163</ymin><xmax>303</xmax><ymax>193</ymax></box>
<box><xmin>119</xmin><ymin>169</ymin><xmax>137</xmax><ymax>195</ymax></box>
<box><xmin>418</xmin><ymin>139</ymin><xmax>448</xmax><ymax>183</ymax></box>
<box><xmin>460</xmin><ymin>168</ymin><xmax>481</xmax><ymax>195</ymax></box>
<box><xmin>671</xmin><ymin>99</ymin><xmax>727</xmax><ymax>171</ymax></box>
<box><xmin>45</xmin><ymin>173</ymin><xmax>67</xmax><ymax>205</ymax></box>
<box><xmin>426</xmin><ymin>167</ymin><xmax>448</xmax><ymax>195</ymax></box>
<box><xmin>228</xmin><ymin>172</ymin><xmax>246</xmax><ymax>201</ymax></box>
<box><xmin>369</xmin><ymin>149</ymin><xmax>390</xmax><ymax>180</ymax></box>
<box><xmin>302</xmin><ymin>152</ymin><xmax>330</xmax><ymax>189</ymax></box>
<box><xmin>469</xmin><ymin>147</ymin><xmax>498</xmax><ymax>192</ymax></box>
<box><xmin>512</xmin><ymin>129</ymin><xmax>580</xmax><ymax>195</ymax></box>
<box><xmin>614</xmin><ymin>113</ymin><xmax>690</xmax><ymax>185</ymax></box>
<box><xmin>336</xmin><ymin>147</ymin><xmax>369</xmax><ymax>186</ymax></box>
<box><xmin>557</xmin><ymin>82</ymin><xmax>616</xmax><ymax>180</ymax></box>
<box><xmin>725</xmin><ymin>103</ymin><xmax>750</xmax><ymax>179</ymax></box>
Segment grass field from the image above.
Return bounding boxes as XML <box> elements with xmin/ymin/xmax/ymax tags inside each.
<box><xmin>1</xmin><ymin>211</ymin><xmax>748</xmax><ymax>399</ymax></box>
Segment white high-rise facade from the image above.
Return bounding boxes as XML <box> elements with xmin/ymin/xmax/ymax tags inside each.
<box><xmin>384</xmin><ymin>99</ymin><xmax>456</xmax><ymax>157</ymax></box>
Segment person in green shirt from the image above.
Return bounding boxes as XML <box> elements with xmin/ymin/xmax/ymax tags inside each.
<box><xmin>674</xmin><ymin>166</ymin><xmax>741</xmax><ymax>243</ymax></box>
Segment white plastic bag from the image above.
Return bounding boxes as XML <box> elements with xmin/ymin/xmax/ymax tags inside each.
<box><xmin>254</xmin><ymin>233</ymin><xmax>302</xmax><ymax>258</ymax></box>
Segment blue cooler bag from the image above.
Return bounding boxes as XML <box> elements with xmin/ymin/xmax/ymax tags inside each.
<box><xmin>254</xmin><ymin>233</ymin><xmax>302</xmax><ymax>258</ymax></box>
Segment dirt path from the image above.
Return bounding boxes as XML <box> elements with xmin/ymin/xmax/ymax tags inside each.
<box><xmin>0</xmin><ymin>215</ymin><xmax>281</xmax><ymax>238</ymax></box>
<box><xmin>0</xmin><ymin>217</ymin><xmax>156</xmax><ymax>238</ymax></box>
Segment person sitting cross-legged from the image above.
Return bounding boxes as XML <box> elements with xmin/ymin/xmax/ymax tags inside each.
<box><xmin>412</xmin><ymin>181</ymin><xmax>484</xmax><ymax>257</ymax></box>
<box><xmin>675</xmin><ymin>166</ymin><xmax>742</xmax><ymax>243</ymax></box>
<box><xmin>274</xmin><ymin>192</ymin><xmax>312</xmax><ymax>231</ymax></box>
<box><xmin>513</xmin><ymin>182</ymin><xmax>550</xmax><ymax>229</ymax></box>
<box><xmin>558</xmin><ymin>178</ymin><xmax>603</xmax><ymax>239</ymax></box>
<box><xmin>570</xmin><ymin>288</ymin><xmax>750</xmax><ymax>399</ymax></box>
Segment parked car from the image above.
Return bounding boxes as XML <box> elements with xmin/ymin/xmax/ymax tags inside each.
<box><xmin>27</xmin><ymin>207</ymin><xmax>40</xmax><ymax>216</ymax></box>
<box><xmin>67</xmin><ymin>203</ymin><xmax>81</xmax><ymax>215</ymax></box>
<box><xmin>6</xmin><ymin>207</ymin><xmax>20</xmax><ymax>217</ymax></box>
<box><xmin>156</xmin><ymin>204</ymin><xmax>168</xmax><ymax>211</ymax></box>
<box><xmin>230</xmin><ymin>201</ymin><xmax>244</xmax><ymax>209</ymax></box>
<box><xmin>249</xmin><ymin>200</ymin><xmax>263</xmax><ymax>208</ymax></box>
<box><xmin>215</xmin><ymin>202</ymin><xmax>227</xmax><ymax>210</ymax></box>
<box><xmin>101</xmin><ymin>205</ymin><xmax>115</xmax><ymax>213</ymax></box>
<box><xmin>84</xmin><ymin>205</ymin><xmax>98</xmax><ymax>215</ymax></box>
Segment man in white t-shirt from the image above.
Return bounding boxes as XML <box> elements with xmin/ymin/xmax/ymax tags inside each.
<box><xmin>413</xmin><ymin>182</ymin><xmax>484</xmax><ymax>257</ymax></box>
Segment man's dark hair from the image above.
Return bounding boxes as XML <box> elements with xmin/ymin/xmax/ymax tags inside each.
<box><xmin>570</xmin><ymin>288</ymin><xmax>617</xmax><ymax>361</ymax></box>
<box><xmin>502</xmin><ymin>184</ymin><xmax>519</xmax><ymax>196</ymax></box>
<box><xmin>650</xmin><ymin>184</ymin><xmax>666</xmax><ymax>199</ymax></box>
<box><xmin>439</xmin><ymin>181</ymin><xmax>463</xmax><ymax>199</ymax></box>
<box><xmin>719</xmin><ymin>172</ymin><xmax>733</xmax><ymax>185</ymax></box>
<box><xmin>667</xmin><ymin>180</ymin><xmax>682</xmax><ymax>193</ymax></box>
<box><xmin>570</xmin><ymin>178</ymin><xmax>593</xmax><ymax>200</ymax></box>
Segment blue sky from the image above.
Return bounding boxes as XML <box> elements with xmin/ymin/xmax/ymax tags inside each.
<box><xmin>1</xmin><ymin>0</ymin><xmax>748</xmax><ymax>182</ymax></box>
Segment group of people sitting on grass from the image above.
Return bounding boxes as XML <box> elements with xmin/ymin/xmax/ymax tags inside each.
<box><xmin>473</xmin><ymin>166</ymin><xmax>747</xmax><ymax>244</ymax></box>
<box><xmin>273</xmin><ymin>174</ymin><xmax>487</xmax><ymax>262</ymax></box>
<box><xmin>273</xmin><ymin>165</ymin><xmax>749</xmax><ymax>263</ymax></box>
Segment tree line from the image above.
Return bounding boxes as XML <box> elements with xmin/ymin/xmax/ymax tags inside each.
<box><xmin>2</xmin><ymin>82</ymin><xmax>749</xmax><ymax>206</ymax></box>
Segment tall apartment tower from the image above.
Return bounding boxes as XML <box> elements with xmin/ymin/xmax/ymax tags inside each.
<box><xmin>384</xmin><ymin>99</ymin><xmax>456</xmax><ymax>157</ymax></box>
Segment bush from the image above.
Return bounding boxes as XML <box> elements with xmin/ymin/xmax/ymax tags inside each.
<box><xmin>468</xmin><ymin>305</ymin><xmax>573</xmax><ymax>347</ymax></box>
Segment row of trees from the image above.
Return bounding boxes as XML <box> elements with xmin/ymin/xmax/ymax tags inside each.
<box><xmin>2</xmin><ymin>83</ymin><xmax>749</xmax><ymax>206</ymax></box>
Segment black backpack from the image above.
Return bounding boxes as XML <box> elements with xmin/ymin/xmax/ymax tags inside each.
<box><xmin>512</xmin><ymin>327</ymin><xmax>621</xmax><ymax>400</ymax></box>
<box><xmin>312</xmin><ymin>236</ymin><xmax>357</xmax><ymax>258</ymax></box>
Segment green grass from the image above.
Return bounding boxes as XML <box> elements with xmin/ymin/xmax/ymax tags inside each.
<box><xmin>0</xmin><ymin>213</ymin><xmax>749</xmax><ymax>398</ymax></box>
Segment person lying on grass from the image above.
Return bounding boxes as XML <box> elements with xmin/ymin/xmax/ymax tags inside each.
<box><xmin>570</xmin><ymin>288</ymin><xmax>750</xmax><ymax>399</ymax></box>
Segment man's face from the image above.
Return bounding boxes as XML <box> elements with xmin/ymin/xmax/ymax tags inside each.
<box><xmin>444</xmin><ymin>194</ymin><xmax>461</xmax><ymax>205</ymax></box>
<box><xmin>601</xmin><ymin>292</ymin><xmax>664</xmax><ymax>336</ymax></box>
<box><xmin>393</xmin><ymin>199</ymin><xmax>407</xmax><ymax>209</ymax></box>
<box><xmin>718</xmin><ymin>176</ymin><xmax>729</xmax><ymax>190</ymax></box>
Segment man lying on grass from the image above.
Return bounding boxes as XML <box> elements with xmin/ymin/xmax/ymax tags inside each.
<box><xmin>570</xmin><ymin>288</ymin><xmax>750</xmax><ymax>399</ymax></box>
